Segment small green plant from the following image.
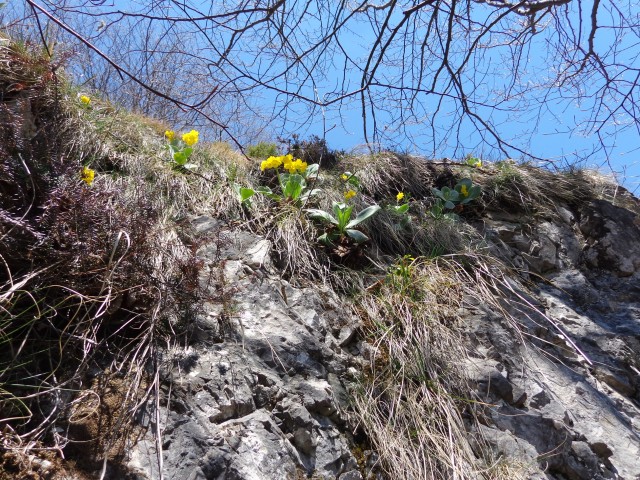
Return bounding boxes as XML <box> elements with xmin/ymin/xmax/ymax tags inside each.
<box><xmin>246</xmin><ymin>142</ymin><xmax>278</xmax><ymax>159</ymax></box>
<box><xmin>387</xmin><ymin>254</ymin><xmax>425</xmax><ymax>297</ymax></box>
<box><xmin>430</xmin><ymin>178</ymin><xmax>481</xmax><ymax>218</ymax></box>
<box><xmin>164</xmin><ymin>129</ymin><xmax>199</xmax><ymax>170</ymax></box>
<box><xmin>392</xmin><ymin>254</ymin><xmax>415</xmax><ymax>281</ymax></box>
<box><xmin>234</xmin><ymin>154</ymin><xmax>320</xmax><ymax>206</ymax></box>
<box><xmin>340</xmin><ymin>171</ymin><xmax>361</xmax><ymax>189</ymax></box>
<box><xmin>464</xmin><ymin>155</ymin><xmax>482</xmax><ymax>168</ymax></box>
<box><xmin>305</xmin><ymin>201</ymin><xmax>381</xmax><ymax>244</ymax></box>
<box><xmin>388</xmin><ymin>191</ymin><xmax>411</xmax><ymax>231</ymax></box>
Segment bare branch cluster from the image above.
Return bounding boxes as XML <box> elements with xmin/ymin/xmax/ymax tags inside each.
<box><xmin>9</xmin><ymin>0</ymin><xmax>639</xmax><ymax>161</ymax></box>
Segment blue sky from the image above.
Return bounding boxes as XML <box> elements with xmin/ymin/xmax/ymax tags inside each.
<box><xmin>26</xmin><ymin>0</ymin><xmax>639</xmax><ymax>192</ymax></box>
<box><xmin>251</xmin><ymin>2</ymin><xmax>640</xmax><ymax>193</ymax></box>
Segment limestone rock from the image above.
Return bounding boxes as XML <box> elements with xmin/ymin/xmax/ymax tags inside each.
<box><xmin>127</xmin><ymin>225</ymin><xmax>362</xmax><ymax>479</ymax></box>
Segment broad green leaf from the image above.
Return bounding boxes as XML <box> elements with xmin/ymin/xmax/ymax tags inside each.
<box><xmin>393</xmin><ymin>203</ymin><xmax>410</xmax><ymax>214</ymax></box>
<box><xmin>442</xmin><ymin>187</ymin><xmax>459</xmax><ymax>201</ymax></box>
<box><xmin>240</xmin><ymin>188</ymin><xmax>255</xmax><ymax>202</ymax></box>
<box><xmin>232</xmin><ymin>183</ymin><xmax>256</xmax><ymax>205</ymax></box>
<box><xmin>281</xmin><ymin>174</ymin><xmax>305</xmax><ymax>199</ymax></box>
<box><xmin>299</xmin><ymin>188</ymin><xmax>321</xmax><ymax>203</ymax></box>
<box><xmin>346</xmin><ymin>229</ymin><xmax>369</xmax><ymax>243</ymax></box>
<box><xmin>305</xmin><ymin>208</ymin><xmax>338</xmax><ymax>225</ymax></box>
<box><xmin>173</xmin><ymin>151</ymin><xmax>187</xmax><ymax>165</ymax></box>
<box><xmin>305</xmin><ymin>163</ymin><xmax>320</xmax><ymax>177</ymax></box>
<box><xmin>278</xmin><ymin>172</ymin><xmax>290</xmax><ymax>190</ymax></box>
<box><xmin>346</xmin><ymin>204</ymin><xmax>381</xmax><ymax>229</ymax></box>
<box><xmin>317</xmin><ymin>232</ymin><xmax>335</xmax><ymax>245</ymax></box>
<box><xmin>444</xmin><ymin>200</ymin><xmax>455</xmax><ymax>210</ymax></box>
<box><xmin>333</xmin><ymin>202</ymin><xmax>353</xmax><ymax>231</ymax></box>
<box><xmin>284</xmin><ymin>181</ymin><xmax>303</xmax><ymax>200</ymax></box>
<box><xmin>332</xmin><ymin>201</ymin><xmax>347</xmax><ymax>215</ymax></box>
<box><xmin>255</xmin><ymin>185</ymin><xmax>280</xmax><ymax>200</ymax></box>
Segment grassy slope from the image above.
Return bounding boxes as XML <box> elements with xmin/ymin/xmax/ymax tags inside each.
<box><xmin>0</xmin><ymin>37</ymin><xmax>630</xmax><ymax>479</ymax></box>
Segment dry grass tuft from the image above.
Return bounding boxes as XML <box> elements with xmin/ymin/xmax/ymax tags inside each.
<box><xmin>355</xmin><ymin>254</ymin><xmax>533</xmax><ymax>480</ymax></box>
<box><xmin>473</xmin><ymin>161</ymin><xmax>595</xmax><ymax>215</ymax></box>
<box><xmin>0</xmin><ymin>38</ymin><xmax>207</xmax><ymax>474</ymax></box>
<box><xmin>342</xmin><ymin>151</ymin><xmax>436</xmax><ymax>200</ymax></box>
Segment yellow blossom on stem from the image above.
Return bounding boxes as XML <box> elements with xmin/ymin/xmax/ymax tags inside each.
<box><xmin>344</xmin><ymin>190</ymin><xmax>357</xmax><ymax>200</ymax></box>
<box><xmin>261</xmin><ymin>155</ymin><xmax>283</xmax><ymax>171</ymax></box>
<box><xmin>396</xmin><ymin>192</ymin><xmax>405</xmax><ymax>202</ymax></box>
<box><xmin>80</xmin><ymin>166</ymin><xmax>95</xmax><ymax>186</ymax></box>
<box><xmin>460</xmin><ymin>184</ymin><xmax>469</xmax><ymax>197</ymax></box>
<box><xmin>80</xmin><ymin>95</ymin><xmax>91</xmax><ymax>105</ymax></box>
<box><xmin>165</xmin><ymin>130</ymin><xmax>175</xmax><ymax>141</ymax></box>
<box><xmin>181</xmin><ymin>129</ymin><xmax>199</xmax><ymax>146</ymax></box>
<box><xmin>341</xmin><ymin>174</ymin><xmax>348</xmax><ymax>181</ymax></box>
<box><xmin>284</xmin><ymin>158</ymin><xmax>308</xmax><ymax>174</ymax></box>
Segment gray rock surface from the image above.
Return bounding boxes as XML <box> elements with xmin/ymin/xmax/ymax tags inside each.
<box><xmin>127</xmin><ymin>217</ymin><xmax>364</xmax><ymax>480</ymax></box>
<box><xmin>125</xmin><ymin>192</ymin><xmax>640</xmax><ymax>480</ymax></box>
<box><xmin>473</xmin><ymin>198</ymin><xmax>640</xmax><ymax>479</ymax></box>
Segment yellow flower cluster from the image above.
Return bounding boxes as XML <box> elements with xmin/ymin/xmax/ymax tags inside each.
<box><xmin>396</xmin><ymin>192</ymin><xmax>404</xmax><ymax>202</ymax></box>
<box><xmin>284</xmin><ymin>158</ymin><xmax>308</xmax><ymax>174</ymax></box>
<box><xmin>260</xmin><ymin>155</ymin><xmax>282</xmax><ymax>171</ymax></box>
<box><xmin>80</xmin><ymin>166</ymin><xmax>95</xmax><ymax>186</ymax></box>
<box><xmin>260</xmin><ymin>154</ymin><xmax>307</xmax><ymax>174</ymax></box>
<box><xmin>165</xmin><ymin>130</ymin><xmax>175</xmax><ymax>141</ymax></box>
<box><xmin>181</xmin><ymin>130</ymin><xmax>199</xmax><ymax>146</ymax></box>
<box><xmin>460</xmin><ymin>184</ymin><xmax>469</xmax><ymax>197</ymax></box>
<box><xmin>80</xmin><ymin>95</ymin><xmax>91</xmax><ymax>105</ymax></box>
<box><xmin>344</xmin><ymin>190</ymin><xmax>357</xmax><ymax>200</ymax></box>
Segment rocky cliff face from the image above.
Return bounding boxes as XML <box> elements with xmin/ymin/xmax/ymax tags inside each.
<box><xmin>126</xmin><ymin>218</ymin><xmax>369</xmax><ymax>480</ymax></box>
<box><xmin>468</xmin><ymin>193</ymin><xmax>640</xmax><ymax>479</ymax></box>
<box><xmin>121</xmin><ymin>186</ymin><xmax>640</xmax><ymax>480</ymax></box>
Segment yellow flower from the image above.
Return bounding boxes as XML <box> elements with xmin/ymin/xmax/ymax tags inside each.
<box><xmin>467</xmin><ymin>157</ymin><xmax>482</xmax><ymax>168</ymax></box>
<box><xmin>165</xmin><ymin>130</ymin><xmax>175</xmax><ymax>141</ymax></box>
<box><xmin>341</xmin><ymin>174</ymin><xmax>348</xmax><ymax>181</ymax></box>
<box><xmin>344</xmin><ymin>190</ymin><xmax>357</xmax><ymax>200</ymax></box>
<box><xmin>284</xmin><ymin>158</ymin><xmax>308</xmax><ymax>174</ymax></box>
<box><xmin>80</xmin><ymin>95</ymin><xmax>91</xmax><ymax>105</ymax></box>
<box><xmin>460</xmin><ymin>184</ymin><xmax>469</xmax><ymax>197</ymax></box>
<box><xmin>396</xmin><ymin>192</ymin><xmax>405</xmax><ymax>202</ymax></box>
<box><xmin>80</xmin><ymin>166</ymin><xmax>95</xmax><ymax>186</ymax></box>
<box><xmin>261</xmin><ymin>155</ymin><xmax>283</xmax><ymax>171</ymax></box>
<box><xmin>181</xmin><ymin>129</ymin><xmax>199</xmax><ymax>146</ymax></box>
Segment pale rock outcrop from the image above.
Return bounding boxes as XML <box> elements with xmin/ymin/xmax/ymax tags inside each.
<box><xmin>126</xmin><ymin>189</ymin><xmax>640</xmax><ymax>480</ymax></box>
<box><xmin>127</xmin><ymin>217</ymin><xmax>367</xmax><ymax>480</ymax></box>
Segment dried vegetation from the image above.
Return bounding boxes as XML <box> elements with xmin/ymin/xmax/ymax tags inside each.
<box><xmin>0</xmin><ymin>32</ymin><xmax>627</xmax><ymax>480</ymax></box>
